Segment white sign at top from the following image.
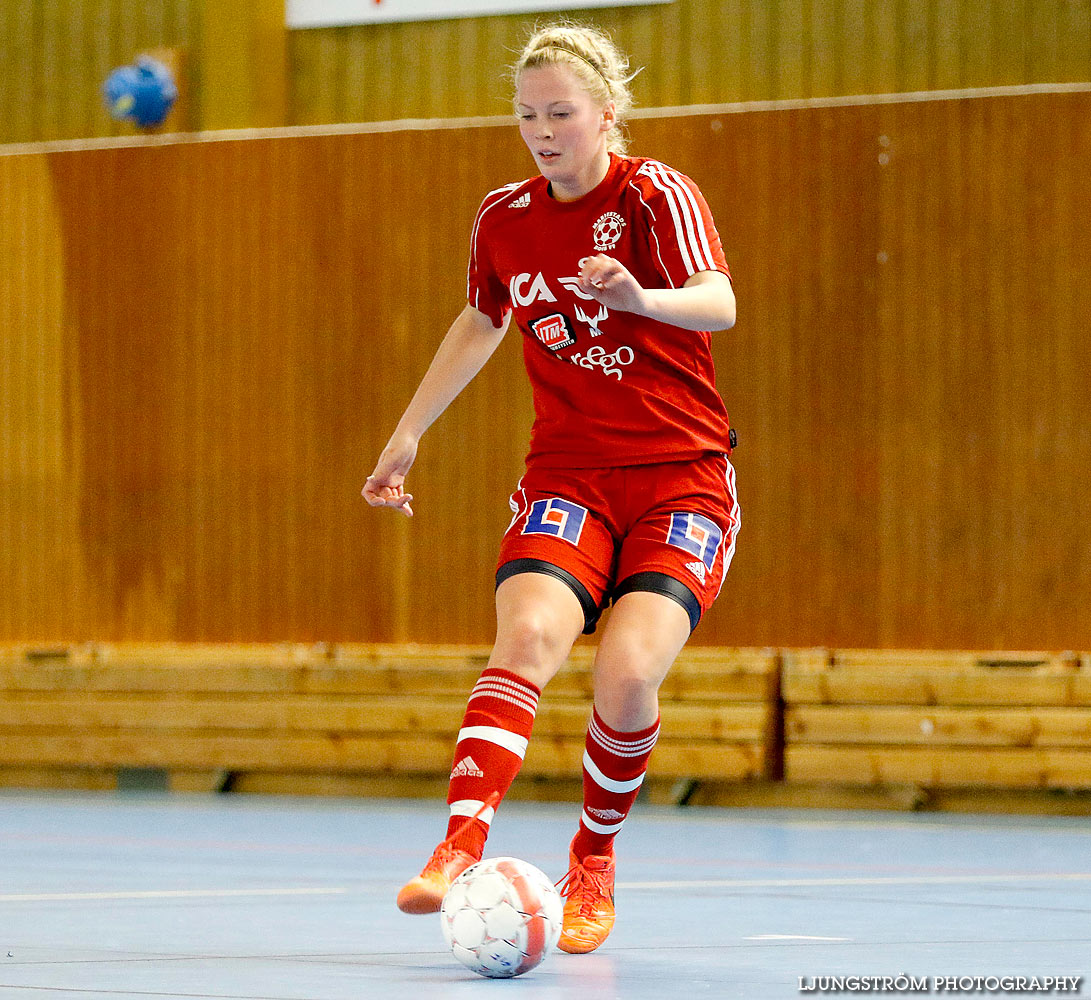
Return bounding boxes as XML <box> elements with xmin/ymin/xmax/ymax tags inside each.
<box><xmin>287</xmin><ymin>0</ymin><xmax>673</xmax><ymax>29</ymax></box>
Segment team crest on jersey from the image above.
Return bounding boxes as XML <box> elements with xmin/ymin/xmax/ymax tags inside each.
<box><xmin>530</xmin><ymin>313</ymin><xmax>576</xmax><ymax>351</ymax></box>
<box><xmin>593</xmin><ymin>212</ymin><xmax>626</xmax><ymax>251</ymax></box>
<box><xmin>667</xmin><ymin>512</ymin><xmax>723</xmax><ymax>571</ymax></box>
<box><xmin>522</xmin><ymin>498</ymin><xmax>587</xmax><ymax>546</ymax></box>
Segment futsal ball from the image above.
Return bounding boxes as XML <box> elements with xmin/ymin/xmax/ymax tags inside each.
<box><xmin>103</xmin><ymin>56</ymin><xmax>177</xmax><ymax>129</ymax></box>
<box><xmin>440</xmin><ymin>857</ymin><xmax>563</xmax><ymax>978</ymax></box>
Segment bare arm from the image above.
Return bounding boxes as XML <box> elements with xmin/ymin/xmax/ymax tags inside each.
<box><xmin>363</xmin><ymin>303</ymin><xmax>510</xmax><ymax>516</ymax></box>
<box><xmin>577</xmin><ymin>255</ymin><xmax>736</xmax><ymax>332</ymax></box>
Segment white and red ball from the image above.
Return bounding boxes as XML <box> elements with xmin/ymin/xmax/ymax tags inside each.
<box><xmin>440</xmin><ymin>857</ymin><xmax>563</xmax><ymax>978</ymax></box>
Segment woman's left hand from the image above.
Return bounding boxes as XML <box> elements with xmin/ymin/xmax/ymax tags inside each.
<box><xmin>577</xmin><ymin>254</ymin><xmax>648</xmax><ymax>315</ymax></box>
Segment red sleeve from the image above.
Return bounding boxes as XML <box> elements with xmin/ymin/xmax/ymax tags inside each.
<box><xmin>466</xmin><ymin>187</ymin><xmax>515</xmax><ymax>328</ymax></box>
<box><xmin>631</xmin><ymin>161</ymin><xmax>730</xmax><ymax>289</ymax></box>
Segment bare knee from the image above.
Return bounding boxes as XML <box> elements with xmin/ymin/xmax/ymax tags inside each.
<box><xmin>594</xmin><ymin>660</ymin><xmax>661</xmax><ymax>730</ymax></box>
<box><xmin>591</xmin><ymin>592</ymin><xmax>691</xmax><ymax>731</ymax></box>
<box><xmin>491</xmin><ymin>613</ymin><xmax>569</xmax><ymax>684</ymax></box>
<box><xmin>490</xmin><ymin>573</ymin><xmax>585</xmax><ymax>689</ymax></box>
<box><xmin>593</xmin><ymin>632</ymin><xmax>666</xmax><ymax>730</ymax></box>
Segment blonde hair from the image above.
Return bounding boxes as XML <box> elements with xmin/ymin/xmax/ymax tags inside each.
<box><xmin>512</xmin><ymin>22</ymin><xmax>638</xmax><ymax>154</ymax></box>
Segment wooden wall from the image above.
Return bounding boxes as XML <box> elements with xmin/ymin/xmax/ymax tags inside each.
<box><xmin>720</xmin><ymin>89</ymin><xmax>1091</xmax><ymax>649</ymax></box>
<box><xmin>2</xmin><ymin>89</ymin><xmax>1089</xmax><ymax>649</ymax></box>
<box><xmin>0</xmin><ymin>0</ymin><xmax>195</xmax><ymax>144</ymax></box>
<box><xmin>3</xmin><ymin>1</ymin><xmax>1091</xmax><ymax>144</ymax></box>
<box><xmin>291</xmin><ymin>0</ymin><xmax>1091</xmax><ymax>125</ymax></box>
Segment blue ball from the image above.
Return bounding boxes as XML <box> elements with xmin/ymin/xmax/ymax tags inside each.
<box><xmin>103</xmin><ymin>57</ymin><xmax>177</xmax><ymax>128</ymax></box>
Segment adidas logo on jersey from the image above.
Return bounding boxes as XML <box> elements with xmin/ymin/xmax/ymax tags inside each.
<box><xmin>451</xmin><ymin>756</ymin><xmax>485</xmax><ymax>779</ymax></box>
<box><xmin>685</xmin><ymin>560</ymin><xmax>707</xmax><ymax>583</ymax></box>
<box><xmin>508</xmin><ymin>193</ymin><xmax>531</xmax><ymax>209</ymax></box>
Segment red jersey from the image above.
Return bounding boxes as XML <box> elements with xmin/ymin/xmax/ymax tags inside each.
<box><xmin>467</xmin><ymin>152</ymin><xmax>733</xmax><ymax>470</ymax></box>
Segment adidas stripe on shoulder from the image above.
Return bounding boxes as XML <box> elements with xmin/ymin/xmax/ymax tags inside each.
<box><xmin>631</xmin><ymin>160</ymin><xmax>717</xmax><ymax>278</ymax></box>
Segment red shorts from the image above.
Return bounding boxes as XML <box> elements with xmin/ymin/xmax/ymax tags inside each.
<box><xmin>495</xmin><ymin>453</ymin><xmax>740</xmax><ymax>633</ymax></box>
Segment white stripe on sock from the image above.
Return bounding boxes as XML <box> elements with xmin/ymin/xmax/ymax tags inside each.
<box><xmin>449</xmin><ymin>799</ymin><xmax>495</xmax><ymax>825</ymax></box>
<box><xmin>468</xmin><ymin>678</ymin><xmax>539</xmax><ymax>716</ymax></box>
<box><xmin>582</xmin><ymin>750</ymin><xmax>646</xmax><ymax>794</ymax></box>
<box><xmin>589</xmin><ymin>717</ymin><xmax>660</xmax><ymax>757</ymax></box>
<box><xmin>467</xmin><ymin>689</ymin><xmax>538</xmax><ymax>716</ymax></box>
<box><xmin>457</xmin><ymin>725</ymin><xmax>529</xmax><ymax>759</ymax></box>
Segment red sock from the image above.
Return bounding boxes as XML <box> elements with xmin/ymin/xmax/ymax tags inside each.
<box><xmin>445</xmin><ymin>668</ymin><xmax>540</xmax><ymax>859</ymax></box>
<box><xmin>572</xmin><ymin>707</ymin><xmax>660</xmax><ymax>860</ymax></box>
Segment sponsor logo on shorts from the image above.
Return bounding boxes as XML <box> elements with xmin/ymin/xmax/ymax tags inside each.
<box><xmin>668</xmin><ymin>512</ymin><xmax>723</xmax><ymax>571</ymax></box>
<box><xmin>530</xmin><ymin>313</ymin><xmax>576</xmax><ymax>351</ymax></box>
<box><xmin>522</xmin><ymin>497</ymin><xmax>587</xmax><ymax>546</ymax></box>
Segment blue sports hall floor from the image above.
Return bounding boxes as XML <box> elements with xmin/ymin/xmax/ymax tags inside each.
<box><xmin>0</xmin><ymin>792</ymin><xmax>1087</xmax><ymax>999</ymax></box>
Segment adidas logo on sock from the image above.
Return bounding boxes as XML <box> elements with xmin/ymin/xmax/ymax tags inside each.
<box><xmin>508</xmin><ymin>192</ymin><xmax>531</xmax><ymax>209</ymax></box>
<box><xmin>685</xmin><ymin>560</ymin><xmax>707</xmax><ymax>583</ymax></box>
<box><xmin>451</xmin><ymin>756</ymin><xmax>485</xmax><ymax>779</ymax></box>
<box><xmin>587</xmin><ymin>807</ymin><xmax>626</xmax><ymax>821</ymax></box>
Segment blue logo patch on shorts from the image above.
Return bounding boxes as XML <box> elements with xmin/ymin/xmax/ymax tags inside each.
<box><xmin>522</xmin><ymin>498</ymin><xmax>587</xmax><ymax>546</ymax></box>
<box><xmin>667</xmin><ymin>512</ymin><xmax>723</xmax><ymax>570</ymax></box>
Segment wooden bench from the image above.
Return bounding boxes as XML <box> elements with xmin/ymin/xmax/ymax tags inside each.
<box><xmin>783</xmin><ymin>649</ymin><xmax>1091</xmax><ymax>793</ymax></box>
<box><xmin>0</xmin><ymin>643</ymin><xmax>780</xmax><ymax>801</ymax></box>
<box><xmin>9</xmin><ymin>644</ymin><xmax>1091</xmax><ymax>807</ymax></box>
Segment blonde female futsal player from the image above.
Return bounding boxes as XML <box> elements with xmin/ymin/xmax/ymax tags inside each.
<box><xmin>363</xmin><ymin>22</ymin><xmax>740</xmax><ymax>954</ymax></box>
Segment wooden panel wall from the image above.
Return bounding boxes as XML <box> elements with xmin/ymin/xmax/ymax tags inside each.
<box><xmin>14</xmin><ymin>128</ymin><xmax>532</xmax><ymax>644</ymax></box>
<box><xmin>0</xmin><ymin>0</ymin><xmax>194</xmax><ymax>144</ymax></box>
<box><xmin>0</xmin><ymin>154</ymin><xmax>75</xmax><ymax>638</ymax></box>
<box><xmin>3</xmin><ymin>1</ymin><xmax>1090</xmax><ymax>144</ymax></box>
<box><xmin>1</xmin><ymin>90</ymin><xmax>1090</xmax><ymax>649</ymax></box>
<box><xmin>289</xmin><ymin>0</ymin><xmax>1091</xmax><ymax>125</ymax></box>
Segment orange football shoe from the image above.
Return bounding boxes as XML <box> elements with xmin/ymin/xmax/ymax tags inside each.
<box><xmin>396</xmin><ymin>843</ymin><xmax>476</xmax><ymax>914</ymax></box>
<box><xmin>556</xmin><ymin>842</ymin><xmax>616</xmax><ymax>953</ymax></box>
<box><xmin>395</xmin><ymin>792</ymin><xmax>499</xmax><ymax>915</ymax></box>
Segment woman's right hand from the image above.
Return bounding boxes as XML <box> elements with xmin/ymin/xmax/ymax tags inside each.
<box><xmin>362</xmin><ymin>432</ymin><xmax>418</xmax><ymax>517</ymax></box>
